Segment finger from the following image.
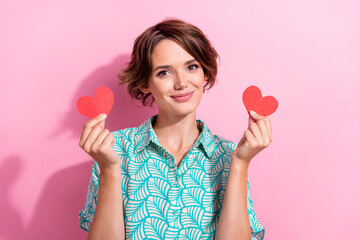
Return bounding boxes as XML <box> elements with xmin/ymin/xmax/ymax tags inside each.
<box><xmin>249</xmin><ymin>122</ymin><xmax>264</xmax><ymax>145</ymax></box>
<box><xmin>81</xmin><ymin>119</ymin><xmax>106</xmax><ymax>148</ymax></box>
<box><xmin>248</xmin><ymin>113</ymin><xmax>257</xmax><ymax>128</ymax></box>
<box><xmin>97</xmin><ymin>119</ymin><xmax>105</xmax><ymax>129</ymax></box>
<box><xmin>268</xmin><ymin>118</ymin><xmax>272</xmax><ymax>140</ymax></box>
<box><xmin>91</xmin><ymin>129</ymin><xmax>110</xmax><ymax>152</ymax></box>
<box><xmin>250</xmin><ymin>110</ymin><xmax>265</xmax><ymax>121</ymax></box>
<box><xmin>248</xmin><ymin>114</ymin><xmax>255</xmax><ymax>127</ymax></box>
<box><xmin>102</xmin><ymin>132</ymin><xmax>115</xmax><ymax>149</ymax></box>
<box><xmin>257</xmin><ymin>119</ymin><xmax>270</xmax><ymax>144</ymax></box>
<box><xmin>248</xmin><ymin>110</ymin><xmax>265</xmax><ymax>128</ymax></box>
<box><xmin>264</xmin><ymin>117</ymin><xmax>272</xmax><ymax>141</ymax></box>
<box><xmin>80</xmin><ymin>113</ymin><xmax>107</xmax><ymax>147</ymax></box>
<box><xmin>244</xmin><ymin>129</ymin><xmax>257</xmax><ymax>147</ymax></box>
<box><xmin>237</xmin><ymin>133</ymin><xmax>246</xmax><ymax>148</ymax></box>
<box><xmin>83</xmin><ymin>125</ymin><xmax>104</xmax><ymax>152</ymax></box>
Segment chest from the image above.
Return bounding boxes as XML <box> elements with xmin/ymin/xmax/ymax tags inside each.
<box><xmin>165</xmin><ymin>147</ymin><xmax>191</xmax><ymax>169</ymax></box>
<box><xmin>120</xmin><ymin>145</ymin><xmax>223</xmax><ymax>238</ymax></box>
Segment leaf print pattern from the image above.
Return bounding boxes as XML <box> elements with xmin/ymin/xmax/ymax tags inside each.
<box><xmin>181</xmin><ymin>206</ymin><xmax>204</xmax><ymax>228</ymax></box>
<box><xmin>145</xmin><ymin>217</ymin><xmax>168</xmax><ymax>239</ymax></box>
<box><xmin>128</xmin><ymin>178</ymin><xmax>150</xmax><ymax>200</ymax></box>
<box><xmin>147</xmin><ymin>177</ymin><xmax>170</xmax><ymax>199</ymax></box>
<box><xmin>79</xmin><ymin>114</ymin><xmax>265</xmax><ymax>239</ymax></box>
<box><xmin>127</xmin><ymin>157</ymin><xmax>150</xmax><ymax>180</ymax></box>
<box><xmin>147</xmin><ymin>156</ymin><xmax>169</xmax><ymax>181</ymax></box>
<box><xmin>182</xmin><ymin>168</ymin><xmax>205</xmax><ymax>189</ymax></box>
<box><xmin>126</xmin><ymin>198</ymin><xmax>149</xmax><ymax>222</ymax></box>
<box><xmin>147</xmin><ymin>196</ymin><xmax>170</xmax><ymax>221</ymax></box>
<box><xmin>126</xmin><ymin>220</ymin><xmax>146</xmax><ymax>240</ymax></box>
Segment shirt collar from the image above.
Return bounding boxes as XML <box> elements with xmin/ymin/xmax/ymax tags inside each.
<box><xmin>133</xmin><ymin>114</ymin><xmax>215</xmax><ymax>159</ymax></box>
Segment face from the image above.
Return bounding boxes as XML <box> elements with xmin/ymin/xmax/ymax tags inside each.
<box><xmin>140</xmin><ymin>39</ymin><xmax>208</xmax><ymax>116</ymax></box>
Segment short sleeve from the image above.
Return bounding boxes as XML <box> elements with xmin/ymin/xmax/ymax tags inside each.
<box><xmin>79</xmin><ymin>160</ymin><xmax>100</xmax><ymax>232</ymax></box>
<box><xmin>219</xmin><ymin>141</ymin><xmax>265</xmax><ymax>240</ymax></box>
<box><xmin>246</xmin><ymin>176</ymin><xmax>265</xmax><ymax>239</ymax></box>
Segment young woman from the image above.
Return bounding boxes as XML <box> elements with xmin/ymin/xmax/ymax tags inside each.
<box><xmin>79</xmin><ymin>18</ymin><xmax>271</xmax><ymax>240</ymax></box>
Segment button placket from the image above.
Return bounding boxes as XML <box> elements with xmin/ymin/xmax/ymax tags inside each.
<box><xmin>171</xmin><ymin>182</ymin><xmax>179</xmax><ymax>187</ymax></box>
<box><xmin>172</xmin><ymin>208</ymin><xmax>181</xmax><ymax>216</ymax></box>
<box><xmin>161</xmin><ymin>149</ymin><xmax>176</xmax><ymax>183</ymax></box>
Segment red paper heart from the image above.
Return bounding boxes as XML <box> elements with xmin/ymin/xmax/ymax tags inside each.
<box><xmin>242</xmin><ymin>85</ymin><xmax>278</xmax><ymax>116</ymax></box>
<box><xmin>76</xmin><ymin>86</ymin><xmax>114</xmax><ymax>118</ymax></box>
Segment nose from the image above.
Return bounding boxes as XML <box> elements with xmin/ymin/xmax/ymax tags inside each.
<box><xmin>174</xmin><ymin>72</ymin><xmax>188</xmax><ymax>89</ymax></box>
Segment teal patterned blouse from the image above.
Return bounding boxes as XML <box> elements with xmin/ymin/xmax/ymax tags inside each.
<box><xmin>79</xmin><ymin>114</ymin><xmax>265</xmax><ymax>239</ymax></box>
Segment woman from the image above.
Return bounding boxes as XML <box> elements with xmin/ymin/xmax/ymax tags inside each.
<box><xmin>79</xmin><ymin>18</ymin><xmax>270</xmax><ymax>240</ymax></box>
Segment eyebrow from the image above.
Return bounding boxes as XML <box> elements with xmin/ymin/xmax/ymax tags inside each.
<box><xmin>153</xmin><ymin>59</ymin><xmax>197</xmax><ymax>72</ymax></box>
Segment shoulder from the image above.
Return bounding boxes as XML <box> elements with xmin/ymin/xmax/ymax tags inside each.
<box><xmin>111</xmin><ymin>127</ymin><xmax>135</xmax><ymax>140</ymax></box>
<box><xmin>109</xmin><ymin>127</ymin><xmax>136</xmax><ymax>159</ymax></box>
<box><xmin>111</xmin><ymin>124</ymin><xmax>141</xmax><ymax>143</ymax></box>
<box><xmin>110</xmin><ymin>122</ymin><xmax>148</xmax><ymax>151</ymax></box>
<box><xmin>210</xmin><ymin>134</ymin><xmax>237</xmax><ymax>171</ymax></box>
<box><xmin>213</xmin><ymin>134</ymin><xmax>237</xmax><ymax>154</ymax></box>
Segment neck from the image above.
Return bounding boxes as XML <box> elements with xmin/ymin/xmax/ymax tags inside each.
<box><xmin>152</xmin><ymin>110</ymin><xmax>201</xmax><ymax>150</ymax></box>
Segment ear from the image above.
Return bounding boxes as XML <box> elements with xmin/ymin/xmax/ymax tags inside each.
<box><xmin>139</xmin><ymin>85</ymin><xmax>151</xmax><ymax>94</ymax></box>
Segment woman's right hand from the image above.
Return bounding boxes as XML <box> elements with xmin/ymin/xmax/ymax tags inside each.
<box><xmin>79</xmin><ymin>113</ymin><xmax>121</xmax><ymax>171</ymax></box>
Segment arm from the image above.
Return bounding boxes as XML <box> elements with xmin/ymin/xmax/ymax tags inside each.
<box><xmin>216</xmin><ymin>110</ymin><xmax>272</xmax><ymax>239</ymax></box>
<box><xmin>88</xmin><ymin>165</ymin><xmax>125</xmax><ymax>240</ymax></box>
<box><xmin>78</xmin><ymin>114</ymin><xmax>126</xmax><ymax>239</ymax></box>
<box><xmin>215</xmin><ymin>158</ymin><xmax>251</xmax><ymax>240</ymax></box>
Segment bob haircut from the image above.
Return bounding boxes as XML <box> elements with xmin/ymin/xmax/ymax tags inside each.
<box><xmin>117</xmin><ymin>17</ymin><xmax>220</xmax><ymax>107</ymax></box>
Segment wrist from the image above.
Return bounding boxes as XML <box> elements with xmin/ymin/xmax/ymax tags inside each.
<box><xmin>230</xmin><ymin>155</ymin><xmax>250</xmax><ymax>169</ymax></box>
<box><xmin>99</xmin><ymin>164</ymin><xmax>122</xmax><ymax>177</ymax></box>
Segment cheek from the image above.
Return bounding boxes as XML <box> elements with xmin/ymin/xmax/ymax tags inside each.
<box><xmin>150</xmin><ymin>80</ymin><xmax>171</xmax><ymax>96</ymax></box>
<box><xmin>197</xmin><ymin>76</ymin><xmax>206</xmax><ymax>88</ymax></box>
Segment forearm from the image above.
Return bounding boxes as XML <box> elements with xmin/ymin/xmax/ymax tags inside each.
<box><xmin>88</xmin><ymin>166</ymin><xmax>125</xmax><ymax>240</ymax></box>
<box><xmin>215</xmin><ymin>157</ymin><xmax>251</xmax><ymax>240</ymax></box>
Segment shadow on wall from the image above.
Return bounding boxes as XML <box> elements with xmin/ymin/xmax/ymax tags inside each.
<box><xmin>0</xmin><ymin>157</ymin><xmax>93</xmax><ymax>239</ymax></box>
<box><xmin>0</xmin><ymin>55</ymin><xmax>157</xmax><ymax>240</ymax></box>
<box><xmin>49</xmin><ymin>53</ymin><xmax>157</xmax><ymax>139</ymax></box>
<box><xmin>0</xmin><ymin>156</ymin><xmax>26</xmax><ymax>240</ymax></box>
<box><xmin>27</xmin><ymin>161</ymin><xmax>92</xmax><ymax>239</ymax></box>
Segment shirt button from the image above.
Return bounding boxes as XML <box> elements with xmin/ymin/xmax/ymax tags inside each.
<box><xmin>172</xmin><ymin>209</ymin><xmax>180</xmax><ymax>215</ymax></box>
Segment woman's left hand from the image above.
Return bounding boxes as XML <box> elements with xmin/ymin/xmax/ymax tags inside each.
<box><xmin>232</xmin><ymin>110</ymin><xmax>273</xmax><ymax>166</ymax></box>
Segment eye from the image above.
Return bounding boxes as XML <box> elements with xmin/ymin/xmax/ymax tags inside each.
<box><xmin>188</xmin><ymin>64</ymin><xmax>199</xmax><ymax>71</ymax></box>
<box><xmin>157</xmin><ymin>70</ymin><xmax>169</xmax><ymax>77</ymax></box>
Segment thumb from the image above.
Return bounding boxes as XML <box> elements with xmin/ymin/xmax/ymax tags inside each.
<box><xmin>97</xmin><ymin>119</ymin><xmax>106</xmax><ymax>129</ymax></box>
<box><xmin>248</xmin><ymin>110</ymin><xmax>256</xmax><ymax>127</ymax></box>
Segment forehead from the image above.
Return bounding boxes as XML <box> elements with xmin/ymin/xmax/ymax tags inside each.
<box><xmin>151</xmin><ymin>39</ymin><xmax>194</xmax><ymax>66</ymax></box>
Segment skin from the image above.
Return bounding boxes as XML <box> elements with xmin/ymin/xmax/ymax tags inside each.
<box><xmin>139</xmin><ymin>39</ymin><xmax>208</xmax><ymax>166</ymax></box>
<box><xmin>78</xmin><ymin>38</ymin><xmax>273</xmax><ymax>240</ymax></box>
<box><xmin>215</xmin><ymin>109</ymin><xmax>272</xmax><ymax>240</ymax></box>
<box><xmin>79</xmin><ymin>114</ymin><xmax>125</xmax><ymax>240</ymax></box>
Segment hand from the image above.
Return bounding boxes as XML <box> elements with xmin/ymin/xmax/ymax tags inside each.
<box><xmin>79</xmin><ymin>113</ymin><xmax>121</xmax><ymax>171</ymax></box>
<box><xmin>232</xmin><ymin>110</ymin><xmax>273</xmax><ymax>165</ymax></box>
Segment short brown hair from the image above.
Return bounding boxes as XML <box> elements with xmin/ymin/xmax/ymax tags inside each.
<box><xmin>117</xmin><ymin>17</ymin><xmax>220</xmax><ymax>107</ymax></box>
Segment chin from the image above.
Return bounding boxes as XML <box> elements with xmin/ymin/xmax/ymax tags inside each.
<box><xmin>171</xmin><ymin>101</ymin><xmax>201</xmax><ymax>116</ymax></box>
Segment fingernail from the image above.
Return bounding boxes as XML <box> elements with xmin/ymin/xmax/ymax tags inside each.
<box><xmin>99</xmin><ymin>113</ymin><xmax>107</xmax><ymax>118</ymax></box>
<box><xmin>250</xmin><ymin>110</ymin><xmax>256</xmax><ymax>116</ymax></box>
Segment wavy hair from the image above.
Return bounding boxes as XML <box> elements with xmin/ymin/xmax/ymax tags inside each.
<box><xmin>117</xmin><ymin>17</ymin><xmax>220</xmax><ymax>107</ymax></box>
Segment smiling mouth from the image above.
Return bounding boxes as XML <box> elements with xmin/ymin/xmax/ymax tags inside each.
<box><xmin>170</xmin><ymin>91</ymin><xmax>195</xmax><ymax>102</ymax></box>
<box><xmin>170</xmin><ymin>91</ymin><xmax>195</xmax><ymax>98</ymax></box>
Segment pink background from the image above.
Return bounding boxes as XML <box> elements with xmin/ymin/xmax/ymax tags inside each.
<box><xmin>1</xmin><ymin>0</ymin><xmax>359</xmax><ymax>239</ymax></box>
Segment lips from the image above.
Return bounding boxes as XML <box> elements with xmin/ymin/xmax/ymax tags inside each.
<box><xmin>170</xmin><ymin>91</ymin><xmax>195</xmax><ymax>98</ymax></box>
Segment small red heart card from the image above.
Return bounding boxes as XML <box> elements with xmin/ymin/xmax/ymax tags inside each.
<box><xmin>76</xmin><ymin>86</ymin><xmax>114</xmax><ymax>118</ymax></box>
<box><xmin>242</xmin><ymin>85</ymin><xmax>278</xmax><ymax>116</ymax></box>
